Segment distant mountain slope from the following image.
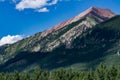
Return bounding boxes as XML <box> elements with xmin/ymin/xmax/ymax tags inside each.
<box><xmin>0</xmin><ymin>7</ymin><xmax>116</xmax><ymax>72</ymax></box>
<box><xmin>42</xmin><ymin>6</ymin><xmax>115</xmax><ymax>36</ymax></box>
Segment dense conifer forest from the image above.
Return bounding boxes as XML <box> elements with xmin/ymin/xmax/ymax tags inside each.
<box><xmin>0</xmin><ymin>63</ymin><xmax>120</xmax><ymax>80</ymax></box>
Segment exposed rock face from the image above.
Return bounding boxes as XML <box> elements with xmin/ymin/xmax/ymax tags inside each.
<box><xmin>38</xmin><ymin>7</ymin><xmax>115</xmax><ymax>51</ymax></box>
<box><xmin>41</xmin><ymin>7</ymin><xmax>115</xmax><ymax>37</ymax></box>
<box><xmin>73</xmin><ymin>7</ymin><xmax>115</xmax><ymax>22</ymax></box>
<box><xmin>45</xmin><ymin>17</ymin><xmax>97</xmax><ymax>51</ymax></box>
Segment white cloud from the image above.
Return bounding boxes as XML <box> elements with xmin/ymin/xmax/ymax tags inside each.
<box><xmin>48</xmin><ymin>0</ymin><xmax>58</xmax><ymax>5</ymax></box>
<box><xmin>37</xmin><ymin>7</ymin><xmax>49</xmax><ymax>12</ymax></box>
<box><xmin>0</xmin><ymin>35</ymin><xmax>24</xmax><ymax>46</ymax></box>
<box><xmin>16</xmin><ymin>0</ymin><xmax>58</xmax><ymax>12</ymax></box>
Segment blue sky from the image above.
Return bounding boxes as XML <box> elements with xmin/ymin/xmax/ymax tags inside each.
<box><xmin>0</xmin><ymin>0</ymin><xmax>120</xmax><ymax>45</ymax></box>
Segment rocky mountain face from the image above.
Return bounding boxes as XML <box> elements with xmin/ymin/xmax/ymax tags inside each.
<box><xmin>41</xmin><ymin>7</ymin><xmax>115</xmax><ymax>36</ymax></box>
<box><xmin>0</xmin><ymin>7</ymin><xmax>117</xmax><ymax>72</ymax></box>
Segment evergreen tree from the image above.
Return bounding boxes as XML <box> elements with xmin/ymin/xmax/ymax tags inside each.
<box><xmin>83</xmin><ymin>69</ymin><xmax>94</xmax><ymax>80</ymax></box>
<box><xmin>33</xmin><ymin>67</ymin><xmax>41</xmax><ymax>80</ymax></box>
<box><xmin>20</xmin><ymin>71</ymin><xmax>30</xmax><ymax>80</ymax></box>
<box><xmin>38</xmin><ymin>71</ymin><xmax>49</xmax><ymax>80</ymax></box>
<box><xmin>106</xmin><ymin>65</ymin><xmax>117</xmax><ymax>80</ymax></box>
<box><xmin>116</xmin><ymin>65</ymin><xmax>120</xmax><ymax>80</ymax></box>
<box><xmin>95</xmin><ymin>63</ymin><xmax>107</xmax><ymax>80</ymax></box>
<box><xmin>0</xmin><ymin>72</ymin><xmax>4</xmax><ymax>80</ymax></box>
<box><xmin>13</xmin><ymin>71</ymin><xmax>20</xmax><ymax>80</ymax></box>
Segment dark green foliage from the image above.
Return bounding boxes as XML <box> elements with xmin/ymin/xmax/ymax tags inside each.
<box><xmin>95</xmin><ymin>63</ymin><xmax>107</xmax><ymax>80</ymax></box>
<box><xmin>0</xmin><ymin>64</ymin><xmax>120</xmax><ymax>80</ymax></box>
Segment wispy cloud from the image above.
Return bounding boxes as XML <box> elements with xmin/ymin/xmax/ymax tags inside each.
<box><xmin>37</xmin><ymin>7</ymin><xmax>49</xmax><ymax>12</ymax></box>
<box><xmin>0</xmin><ymin>35</ymin><xmax>24</xmax><ymax>46</ymax></box>
<box><xmin>0</xmin><ymin>0</ymin><xmax>81</xmax><ymax>12</ymax></box>
<box><xmin>15</xmin><ymin>0</ymin><xmax>59</xmax><ymax>12</ymax></box>
<box><xmin>0</xmin><ymin>0</ymin><xmax>80</xmax><ymax>12</ymax></box>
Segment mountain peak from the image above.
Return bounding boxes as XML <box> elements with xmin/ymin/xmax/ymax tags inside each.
<box><xmin>76</xmin><ymin>6</ymin><xmax>115</xmax><ymax>20</ymax></box>
<box><xmin>41</xmin><ymin>7</ymin><xmax>115</xmax><ymax>37</ymax></box>
<box><xmin>89</xmin><ymin>6</ymin><xmax>97</xmax><ymax>9</ymax></box>
<box><xmin>88</xmin><ymin>6</ymin><xmax>103</xmax><ymax>11</ymax></box>
<box><xmin>88</xmin><ymin>6</ymin><xmax>111</xmax><ymax>11</ymax></box>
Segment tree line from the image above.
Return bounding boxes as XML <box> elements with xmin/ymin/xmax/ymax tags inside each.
<box><xmin>0</xmin><ymin>63</ymin><xmax>120</xmax><ymax>80</ymax></box>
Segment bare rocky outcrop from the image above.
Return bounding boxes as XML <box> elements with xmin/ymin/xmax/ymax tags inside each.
<box><xmin>41</xmin><ymin>7</ymin><xmax>115</xmax><ymax>37</ymax></box>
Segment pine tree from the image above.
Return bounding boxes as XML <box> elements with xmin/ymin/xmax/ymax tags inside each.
<box><xmin>106</xmin><ymin>65</ymin><xmax>117</xmax><ymax>80</ymax></box>
<box><xmin>13</xmin><ymin>71</ymin><xmax>20</xmax><ymax>80</ymax></box>
<box><xmin>83</xmin><ymin>69</ymin><xmax>94</xmax><ymax>80</ymax></box>
<box><xmin>0</xmin><ymin>72</ymin><xmax>4</xmax><ymax>80</ymax></box>
<box><xmin>21</xmin><ymin>71</ymin><xmax>30</xmax><ymax>80</ymax></box>
<box><xmin>116</xmin><ymin>65</ymin><xmax>120</xmax><ymax>80</ymax></box>
<box><xmin>38</xmin><ymin>71</ymin><xmax>49</xmax><ymax>80</ymax></box>
<box><xmin>95</xmin><ymin>63</ymin><xmax>107</xmax><ymax>80</ymax></box>
<box><xmin>33</xmin><ymin>67</ymin><xmax>41</xmax><ymax>80</ymax></box>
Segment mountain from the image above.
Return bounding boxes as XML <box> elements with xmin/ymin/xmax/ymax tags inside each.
<box><xmin>0</xmin><ymin>7</ymin><xmax>116</xmax><ymax>72</ymax></box>
<box><xmin>42</xmin><ymin>6</ymin><xmax>115</xmax><ymax>36</ymax></box>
